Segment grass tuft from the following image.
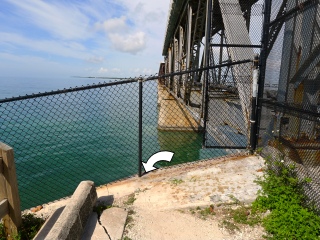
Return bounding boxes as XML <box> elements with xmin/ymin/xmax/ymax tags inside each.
<box><xmin>170</xmin><ymin>178</ymin><xmax>184</xmax><ymax>186</ymax></box>
<box><xmin>124</xmin><ymin>194</ymin><xmax>136</xmax><ymax>206</ymax></box>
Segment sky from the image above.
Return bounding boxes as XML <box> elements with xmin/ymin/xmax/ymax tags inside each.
<box><xmin>0</xmin><ymin>0</ymin><xmax>171</xmax><ymax>78</ymax></box>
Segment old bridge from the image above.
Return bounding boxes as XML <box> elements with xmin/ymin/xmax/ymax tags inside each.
<box><xmin>157</xmin><ymin>0</ymin><xmax>320</xmax><ymax>152</ymax></box>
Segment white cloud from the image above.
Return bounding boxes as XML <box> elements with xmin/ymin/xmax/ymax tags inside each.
<box><xmin>95</xmin><ymin>16</ymin><xmax>128</xmax><ymax>33</ymax></box>
<box><xmin>111</xmin><ymin>68</ymin><xmax>121</xmax><ymax>73</ymax></box>
<box><xmin>99</xmin><ymin>67</ymin><xmax>109</xmax><ymax>73</ymax></box>
<box><xmin>1</xmin><ymin>0</ymin><xmax>172</xmax><ymax>77</ymax></box>
<box><xmin>6</xmin><ymin>0</ymin><xmax>91</xmax><ymax>40</ymax></box>
<box><xmin>109</xmin><ymin>32</ymin><xmax>146</xmax><ymax>54</ymax></box>
<box><xmin>86</xmin><ymin>56</ymin><xmax>104</xmax><ymax>64</ymax></box>
<box><xmin>116</xmin><ymin>0</ymin><xmax>170</xmax><ymax>32</ymax></box>
<box><xmin>94</xmin><ymin>16</ymin><xmax>147</xmax><ymax>55</ymax></box>
<box><xmin>0</xmin><ymin>32</ymin><xmax>90</xmax><ymax>60</ymax></box>
<box><xmin>131</xmin><ymin>67</ymin><xmax>154</xmax><ymax>75</ymax></box>
<box><xmin>112</xmin><ymin>0</ymin><xmax>171</xmax><ymax>56</ymax></box>
<box><xmin>96</xmin><ymin>67</ymin><xmax>123</xmax><ymax>76</ymax></box>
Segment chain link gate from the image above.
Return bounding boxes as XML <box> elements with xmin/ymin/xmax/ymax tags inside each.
<box><xmin>202</xmin><ymin>0</ymin><xmax>264</xmax><ymax>149</ymax></box>
<box><xmin>204</xmin><ymin>61</ymin><xmax>253</xmax><ymax>149</ymax></box>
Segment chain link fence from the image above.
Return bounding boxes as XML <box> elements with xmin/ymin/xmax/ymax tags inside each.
<box><xmin>0</xmin><ymin>80</ymin><xmax>139</xmax><ymax>209</ymax></box>
<box><xmin>0</xmin><ymin>76</ymin><xmax>227</xmax><ymax>210</ymax></box>
<box><xmin>258</xmin><ymin>0</ymin><xmax>320</xmax><ymax>208</ymax></box>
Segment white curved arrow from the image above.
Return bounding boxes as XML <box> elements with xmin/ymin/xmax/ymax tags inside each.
<box><xmin>142</xmin><ymin>151</ymin><xmax>174</xmax><ymax>173</ymax></box>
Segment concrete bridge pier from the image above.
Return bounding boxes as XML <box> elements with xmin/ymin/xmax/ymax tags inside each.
<box><xmin>157</xmin><ymin>82</ymin><xmax>203</xmax><ymax>132</ymax></box>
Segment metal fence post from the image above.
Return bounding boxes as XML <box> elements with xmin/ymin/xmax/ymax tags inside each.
<box><xmin>253</xmin><ymin>0</ymin><xmax>272</xmax><ymax>151</ymax></box>
<box><xmin>202</xmin><ymin>0</ymin><xmax>213</xmax><ymax>147</ymax></box>
<box><xmin>250</xmin><ymin>54</ymin><xmax>260</xmax><ymax>153</ymax></box>
<box><xmin>138</xmin><ymin>77</ymin><xmax>143</xmax><ymax>177</ymax></box>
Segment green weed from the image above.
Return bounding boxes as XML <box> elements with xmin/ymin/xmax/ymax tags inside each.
<box><xmin>252</xmin><ymin>157</ymin><xmax>320</xmax><ymax>239</ymax></box>
<box><xmin>0</xmin><ymin>222</ymin><xmax>5</xmax><ymax>240</ymax></box>
<box><xmin>219</xmin><ymin>203</ymin><xmax>261</xmax><ymax>234</ymax></box>
<box><xmin>199</xmin><ymin>205</ymin><xmax>216</xmax><ymax>219</ymax></box>
<box><xmin>124</xmin><ymin>203</ymin><xmax>136</xmax><ymax>231</ymax></box>
<box><xmin>188</xmin><ymin>205</ymin><xmax>215</xmax><ymax>219</ymax></box>
<box><xmin>128</xmin><ymin>209</ymin><xmax>135</xmax><ymax>215</ymax></box>
<box><xmin>219</xmin><ymin>220</ymin><xmax>240</xmax><ymax>234</ymax></box>
<box><xmin>125</xmin><ymin>216</ymin><xmax>134</xmax><ymax>228</ymax></box>
<box><xmin>170</xmin><ymin>178</ymin><xmax>184</xmax><ymax>186</ymax></box>
<box><xmin>228</xmin><ymin>194</ymin><xmax>240</xmax><ymax>205</ymax></box>
<box><xmin>124</xmin><ymin>194</ymin><xmax>136</xmax><ymax>206</ymax></box>
<box><xmin>226</xmin><ymin>205</ymin><xmax>261</xmax><ymax>226</ymax></box>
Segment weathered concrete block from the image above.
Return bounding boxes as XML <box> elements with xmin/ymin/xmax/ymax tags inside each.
<box><xmin>44</xmin><ymin>181</ymin><xmax>97</xmax><ymax>240</ymax></box>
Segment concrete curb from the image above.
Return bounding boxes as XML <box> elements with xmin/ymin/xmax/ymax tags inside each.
<box><xmin>35</xmin><ymin>181</ymin><xmax>97</xmax><ymax>240</ymax></box>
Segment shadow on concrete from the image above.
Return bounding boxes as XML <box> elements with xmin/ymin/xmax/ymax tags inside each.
<box><xmin>97</xmin><ymin>195</ymin><xmax>114</xmax><ymax>206</ymax></box>
<box><xmin>34</xmin><ymin>206</ymin><xmax>65</xmax><ymax>240</ymax></box>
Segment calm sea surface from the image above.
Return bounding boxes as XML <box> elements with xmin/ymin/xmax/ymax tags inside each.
<box><xmin>0</xmin><ymin>76</ymin><xmax>226</xmax><ymax>209</ymax></box>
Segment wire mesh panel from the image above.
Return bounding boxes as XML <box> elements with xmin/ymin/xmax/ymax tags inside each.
<box><xmin>143</xmin><ymin>78</ymin><xmax>227</xmax><ymax>169</ymax></box>
<box><xmin>205</xmin><ymin>62</ymin><xmax>253</xmax><ymax>149</ymax></box>
<box><xmin>0</xmin><ymin>81</ymin><xmax>139</xmax><ymax>210</ymax></box>
<box><xmin>258</xmin><ymin>0</ymin><xmax>320</xmax><ymax>207</ymax></box>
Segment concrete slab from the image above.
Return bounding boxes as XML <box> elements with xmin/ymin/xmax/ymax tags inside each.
<box><xmin>82</xmin><ymin>207</ymin><xmax>127</xmax><ymax>240</ymax></box>
<box><xmin>81</xmin><ymin>212</ymin><xmax>105</xmax><ymax>240</ymax></box>
<box><xmin>100</xmin><ymin>208</ymin><xmax>128</xmax><ymax>240</ymax></box>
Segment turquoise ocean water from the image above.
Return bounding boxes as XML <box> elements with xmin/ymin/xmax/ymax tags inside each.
<box><xmin>0</xmin><ymin>77</ymin><xmax>226</xmax><ymax>209</ymax></box>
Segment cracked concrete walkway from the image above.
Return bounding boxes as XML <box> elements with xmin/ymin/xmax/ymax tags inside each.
<box><xmin>82</xmin><ymin>208</ymin><xmax>127</xmax><ymax>240</ymax></box>
<box><xmin>32</xmin><ymin>155</ymin><xmax>265</xmax><ymax>239</ymax></box>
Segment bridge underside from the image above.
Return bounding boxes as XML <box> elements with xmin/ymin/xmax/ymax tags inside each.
<box><xmin>160</xmin><ymin>0</ymin><xmax>262</xmax><ymax>148</ymax></box>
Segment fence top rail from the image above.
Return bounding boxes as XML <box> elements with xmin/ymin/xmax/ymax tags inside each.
<box><xmin>0</xmin><ymin>79</ymin><xmax>138</xmax><ymax>104</ymax></box>
<box><xmin>0</xmin><ymin>59</ymin><xmax>252</xmax><ymax>104</ymax></box>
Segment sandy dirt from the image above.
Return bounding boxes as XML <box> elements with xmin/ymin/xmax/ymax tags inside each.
<box><xmin>32</xmin><ymin>154</ymin><xmax>266</xmax><ymax>240</ymax></box>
